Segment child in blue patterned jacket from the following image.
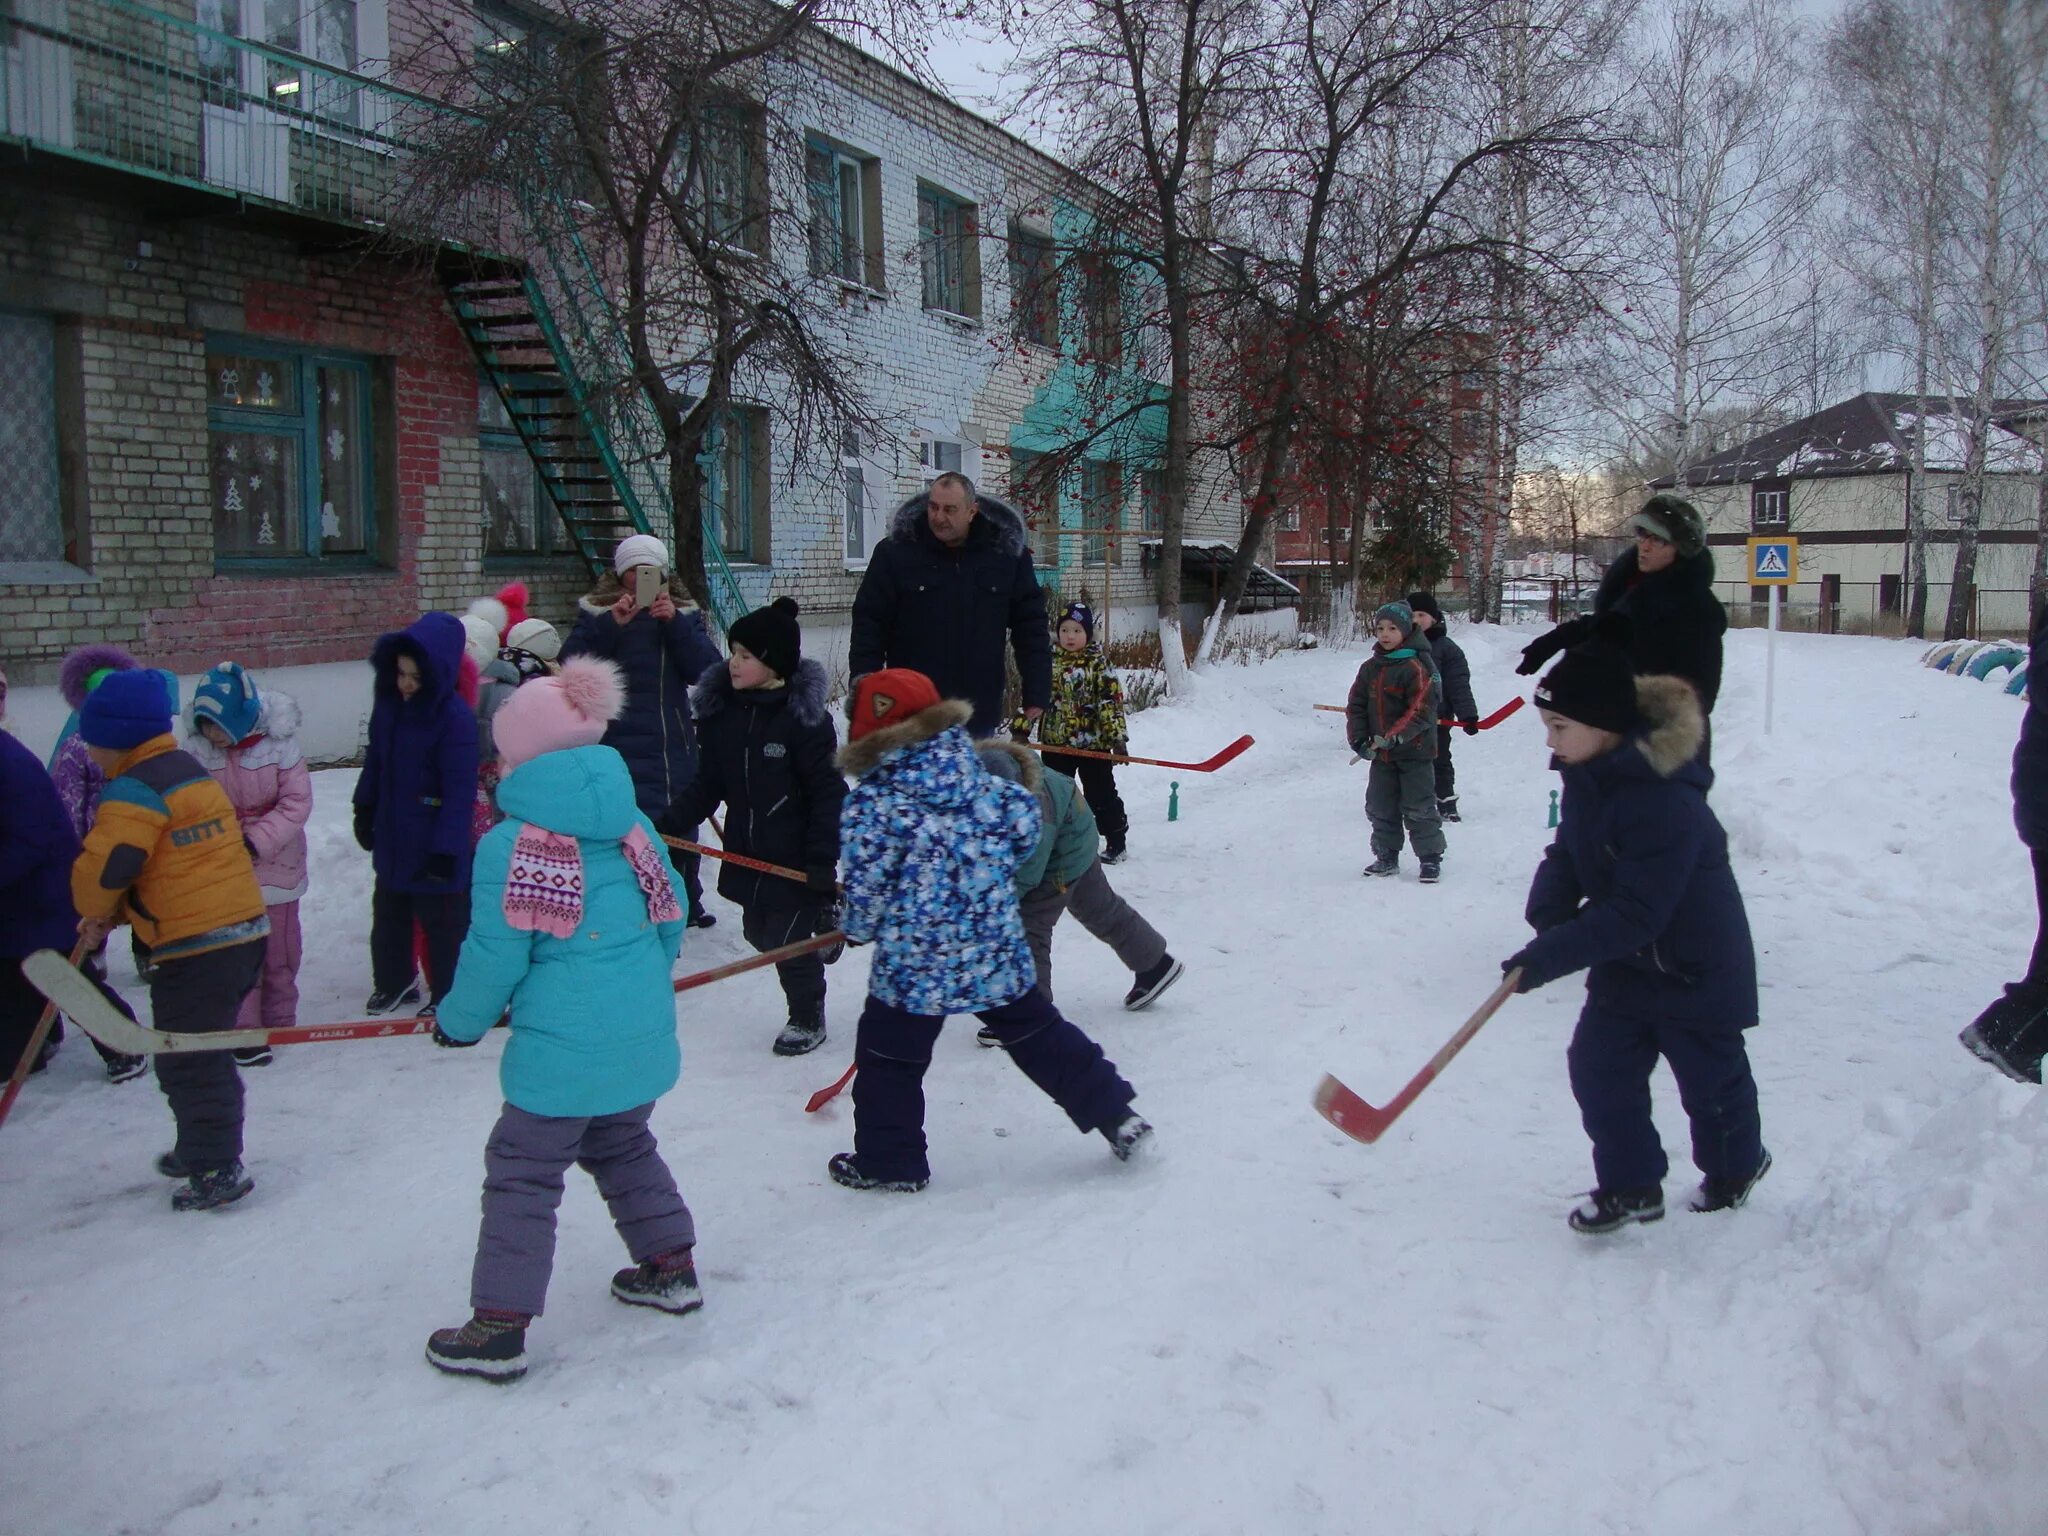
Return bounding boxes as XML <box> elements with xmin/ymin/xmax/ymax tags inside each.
<box><xmin>829</xmin><ymin>668</ymin><xmax>1152</xmax><ymax>1192</ymax></box>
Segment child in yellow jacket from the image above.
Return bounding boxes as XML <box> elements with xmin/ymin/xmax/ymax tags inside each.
<box><xmin>71</xmin><ymin>671</ymin><xmax>269</xmax><ymax>1211</ymax></box>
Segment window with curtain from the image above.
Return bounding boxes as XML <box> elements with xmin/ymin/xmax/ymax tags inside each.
<box><xmin>208</xmin><ymin>336</ymin><xmax>376</xmax><ymax>562</ymax></box>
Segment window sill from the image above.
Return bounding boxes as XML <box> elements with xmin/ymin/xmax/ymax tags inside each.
<box><xmin>212</xmin><ymin>555</ymin><xmax>391</xmax><ymax>577</ymax></box>
<box><xmin>0</xmin><ymin>559</ymin><xmax>94</xmax><ymax>586</ymax></box>
<box><xmin>924</xmin><ymin>307</ymin><xmax>983</xmax><ymax>331</ymax></box>
<box><xmin>484</xmin><ymin>551</ymin><xmax>584</xmax><ymax>565</ymax></box>
<box><xmin>824</xmin><ymin>275</ymin><xmax>888</xmax><ymax>303</ymax></box>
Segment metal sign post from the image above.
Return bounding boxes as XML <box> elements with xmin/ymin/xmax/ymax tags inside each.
<box><xmin>1747</xmin><ymin>537</ymin><xmax>1800</xmax><ymax>737</ymax></box>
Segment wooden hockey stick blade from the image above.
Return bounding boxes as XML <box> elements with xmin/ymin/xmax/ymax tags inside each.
<box><xmin>1315</xmin><ymin>698</ymin><xmax>1526</xmax><ymax>730</ymax></box>
<box><xmin>805</xmin><ymin>1061</ymin><xmax>857</xmax><ymax>1113</ymax></box>
<box><xmin>673</xmin><ymin>931</ymin><xmax>846</xmax><ymax>995</ymax></box>
<box><xmin>662</xmin><ymin>834</ymin><xmax>816</xmax><ymax>888</ymax></box>
<box><xmin>1314</xmin><ymin>970</ymin><xmax>1521</xmax><ymax>1144</ymax></box>
<box><xmin>1033</xmin><ymin>734</ymin><xmax>1254</xmax><ymax>772</ymax></box>
<box><xmin>21</xmin><ymin>950</ymin><xmax>435</xmax><ymax>1054</ymax></box>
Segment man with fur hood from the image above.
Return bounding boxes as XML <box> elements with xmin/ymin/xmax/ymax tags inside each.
<box><xmin>830</xmin><ymin>669</ymin><xmax>1151</xmax><ymax>1192</ymax></box>
<box><xmin>1505</xmin><ymin>639</ymin><xmax>1767</xmax><ymax>1234</ymax></box>
<box><xmin>659</xmin><ymin>598</ymin><xmax>846</xmax><ymax>1057</ymax></box>
<box><xmin>848</xmin><ymin>472</ymin><xmax>1052</xmax><ymax>738</ymax></box>
<box><xmin>1516</xmin><ymin>494</ymin><xmax>1727</xmax><ymax>762</ymax></box>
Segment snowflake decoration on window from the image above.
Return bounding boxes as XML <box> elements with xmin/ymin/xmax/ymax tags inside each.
<box><xmin>218</xmin><ymin>366</ymin><xmax>240</xmax><ymax>399</ymax></box>
<box><xmin>328</xmin><ymin>385</ymin><xmax>342</xmax><ymax>405</ymax></box>
<box><xmin>223</xmin><ymin>441</ymin><xmax>239</xmax><ymax>464</ymax></box>
<box><xmin>249</xmin><ymin>474</ymin><xmax>262</xmax><ymax>491</ymax></box>
<box><xmin>327</xmin><ymin>427</ymin><xmax>346</xmax><ymax>462</ymax></box>
<box><xmin>259</xmin><ymin>440</ymin><xmax>279</xmax><ymax>466</ymax></box>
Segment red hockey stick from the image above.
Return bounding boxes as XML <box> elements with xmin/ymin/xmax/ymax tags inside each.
<box><xmin>0</xmin><ymin>938</ymin><xmax>89</xmax><ymax>1132</ymax></box>
<box><xmin>1313</xmin><ymin>970</ymin><xmax>1521</xmax><ymax>1144</ymax></box>
<box><xmin>674</xmin><ymin>932</ymin><xmax>845</xmax><ymax>995</ymax></box>
<box><xmin>805</xmin><ymin>1061</ymin><xmax>857</xmax><ymax>1113</ymax></box>
<box><xmin>1314</xmin><ymin>697</ymin><xmax>1526</xmax><ymax>731</ymax></box>
<box><xmin>662</xmin><ymin>834</ymin><xmax>816</xmax><ymax>889</ymax></box>
<box><xmin>1031</xmin><ymin>734</ymin><xmax>1254</xmax><ymax>772</ymax></box>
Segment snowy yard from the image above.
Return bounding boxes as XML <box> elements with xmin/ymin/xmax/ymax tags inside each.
<box><xmin>5</xmin><ymin>626</ymin><xmax>2044</xmax><ymax>1536</ymax></box>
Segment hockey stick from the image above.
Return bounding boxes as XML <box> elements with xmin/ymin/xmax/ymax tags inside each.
<box><xmin>661</xmin><ymin>834</ymin><xmax>821</xmax><ymax>890</ymax></box>
<box><xmin>0</xmin><ymin>938</ymin><xmax>90</xmax><ymax>1131</ymax></box>
<box><xmin>1313</xmin><ymin>969</ymin><xmax>1521</xmax><ymax>1144</ymax></box>
<box><xmin>1030</xmin><ymin>734</ymin><xmax>1254</xmax><ymax>773</ymax></box>
<box><xmin>673</xmin><ymin>931</ymin><xmax>845</xmax><ymax>995</ymax></box>
<box><xmin>805</xmin><ymin>1061</ymin><xmax>857</xmax><ymax>1113</ymax></box>
<box><xmin>1314</xmin><ymin>697</ymin><xmax>1527</xmax><ymax>731</ymax></box>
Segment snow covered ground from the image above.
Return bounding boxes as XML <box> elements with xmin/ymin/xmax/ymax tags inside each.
<box><xmin>6</xmin><ymin>626</ymin><xmax>2045</xmax><ymax>1536</ymax></box>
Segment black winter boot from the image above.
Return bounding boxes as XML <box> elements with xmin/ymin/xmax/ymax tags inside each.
<box><xmin>612</xmin><ymin>1249</ymin><xmax>704</xmax><ymax>1314</ymax></box>
<box><xmin>1364</xmin><ymin>853</ymin><xmax>1399</xmax><ymax>878</ymax></box>
<box><xmin>773</xmin><ymin>1010</ymin><xmax>827</xmax><ymax>1057</ymax></box>
<box><xmin>364</xmin><ymin>978</ymin><xmax>424</xmax><ymax>1016</ymax></box>
<box><xmin>828</xmin><ymin>1152</ymin><xmax>927</xmax><ymax>1192</ymax></box>
<box><xmin>1959</xmin><ymin>986</ymin><xmax>2048</xmax><ymax>1084</ymax></box>
<box><xmin>1123</xmin><ymin>954</ymin><xmax>1185</xmax><ymax>1012</ymax></box>
<box><xmin>1103</xmin><ymin>1112</ymin><xmax>1153</xmax><ymax>1162</ymax></box>
<box><xmin>1691</xmin><ymin>1150</ymin><xmax>1772</xmax><ymax>1213</ymax></box>
<box><xmin>425</xmin><ymin>1311</ymin><xmax>529</xmax><ymax>1381</ymax></box>
<box><xmin>1567</xmin><ymin>1185</ymin><xmax>1664</xmax><ymax>1234</ymax></box>
<box><xmin>172</xmin><ymin>1162</ymin><xmax>254</xmax><ymax>1212</ymax></box>
<box><xmin>1438</xmin><ymin>796</ymin><xmax>1461</xmax><ymax>823</ymax></box>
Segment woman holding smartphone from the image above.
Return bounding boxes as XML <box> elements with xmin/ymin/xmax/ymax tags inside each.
<box><xmin>561</xmin><ymin>535</ymin><xmax>724</xmax><ymax>927</ymax></box>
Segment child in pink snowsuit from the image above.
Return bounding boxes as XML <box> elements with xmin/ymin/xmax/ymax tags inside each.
<box><xmin>186</xmin><ymin>662</ymin><xmax>312</xmax><ymax>1066</ymax></box>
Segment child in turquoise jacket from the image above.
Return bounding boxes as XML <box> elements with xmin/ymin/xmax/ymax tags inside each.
<box><xmin>423</xmin><ymin>657</ymin><xmax>699</xmax><ymax>1384</ymax></box>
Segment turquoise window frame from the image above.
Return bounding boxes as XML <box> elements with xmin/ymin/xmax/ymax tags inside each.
<box><xmin>207</xmin><ymin>333</ymin><xmax>378</xmax><ymax>570</ymax></box>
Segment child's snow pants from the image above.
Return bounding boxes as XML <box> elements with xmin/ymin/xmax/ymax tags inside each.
<box><xmin>1567</xmin><ymin>1005</ymin><xmax>1764</xmax><ymax>1193</ymax></box>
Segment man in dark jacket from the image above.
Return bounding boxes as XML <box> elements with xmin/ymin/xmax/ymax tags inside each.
<box><xmin>1961</xmin><ymin>606</ymin><xmax>2048</xmax><ymax>1081</ymax></box>
<box><xmin>848</xmin><ymin>473</ymin><xmax>1052</xmax><ymax>738</ymax></box>
<box><xmin>562</xmin><ymin>534</ymin><xmax>724</xmax><ymax>924</ymax></box>
<box><xmin>1516</xmin><ymin>495</ymin><xmax>1727</xmax><ymax>762</ymax></box>
<box><xmin>1408</xmin><ymin>591</ymin><xmax>1479</xmax><ymax>821</ymax></box>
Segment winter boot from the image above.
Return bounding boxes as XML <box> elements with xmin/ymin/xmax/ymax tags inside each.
<box><xmin>1691</xmin><ymin>1150</ymin><xmax>1772</xmax><ymax>1214</ymax></box>
<box><xmin>1123</xmin><ymin>954</ymin><xmax>1185</xmax><ymax>1012</ymax></box>
<box><xmin>828</xmin><ymin>1152</ymin><xmax>928</xmax><ymax>1192</ymax></box>
<box><xmin>155</xmin><ymin>1150</ymin><xmax>187</xmax><ymax>1177</ymax></box>
<box><xmin>104</xmin><ymin>1051</ymin><xmax>148</xmax><ymax>1084</ymax></box>
<box><xmin>1438</xmin><ymin>796</ymin><xmax>1461</xmax><ymax>823</ymax></box>
<box><xmin>1101</xmin><ymin>838</ymin><xmax>1128</xmax><ymax>866</ymax></box>
<box><xmin>1364</xmin><ymin>853</ymin><xmax>1399</xmax><ymax>878</ymax></box>
<box><xmin>172</xmin><ymin>1162</ymin><xmax>254</xmax><ymax>1212</ymax></box>
<box><xmin>773</xmin><ymin>1011</ymin><xmax>827</xmax><ymax>1057</ymax></box>
<box><xmin>425</xmin><ymin>1310</ymin><xmax>529</xmax><ymax>1382</ymax></box>
<box><xmin>1959</xmin><ymin>987</ymin><xmax>2048</xmax><ymax>1084</ymax></box>
<box><xmin>1567</xmin><ymin>1185</ymin><xmax>1664</xmax><ymax>1234</ymax></box>
<box><xmin>975</xmin><ymin>1023</ymin><xmax>1003</xmax><ymax>1048</ymax></box>
<box><xmin>364</xmin><ymin>978</ymin><xmax>424</xmax><ymax>1016</ymax></box>
<box><xmin>1418</xmin><ymin>859</ymin><xmax>1442</xmax><ymax>884</ymax></box>
<box><xmin>611</xmin><ymin>1248</ymin><xmax>704</xmax><ymax>1315</ymax></box>
<box><xmin>687</xmin><ymin>905</ymin><xmax>717</xmax><ymax>930</ymax></box>
<box><xmin>232</xmin><ymin>1046</ymin><xmax>274</xmax><ymax>1068</ymax></box>
<box><xmin>1103</xmin><ymin>1112</ymin><xmax>1153</xmax><ymax>1162</ymax></box>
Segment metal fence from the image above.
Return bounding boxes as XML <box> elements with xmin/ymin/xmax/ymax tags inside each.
<box><xmin>1712</xmin><ymin>582</ymin><xmax>2035</xmax><ymax>640</ymax></box>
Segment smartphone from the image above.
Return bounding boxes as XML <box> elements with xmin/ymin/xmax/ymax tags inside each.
<box><xmin>633</xmin><ymin>566</ymin><xmax>664</xmax><ymax>609</ymax></box>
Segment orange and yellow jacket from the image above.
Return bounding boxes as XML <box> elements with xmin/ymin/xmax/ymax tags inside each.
<box><xmin>71</xmin><ymin>734</ymin><xmax>269</xmax><ymax>962</ymax></box>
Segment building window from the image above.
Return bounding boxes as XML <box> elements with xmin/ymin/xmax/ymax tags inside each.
<box><xmin>194</xmin><ymin>0</ymin><xmax>363</xmax><ymax>124</ymax></box>
<box><xmin>1080</xmin><ymin>460</ymin><xmax>1121</xmax><ymax>568</ymax></box>
<box><xmin>707</xmin><ymin>405</ymin><xmax>767</xmax><ymax>562</ymax></box>
<box><xmin>1009</xmin><ymin>222</ymin><xmax>1058</xmax><ymax>348</ymax></box>
<box><xmin>1280</xmin><ymin>507</ymin><xmax>1300</xmax><ymax>532</ymax></box>
<box><xmin>682</xmin><ymin>103</ymin><xmax>764</xmax><ymax>254</ymax></box>
<box><xmin>918</xmin><ymin>183</ymin><xmax>980</xmax><ymax>318</ymax></box>
<box><xmin>207</xmin><ymin>337</ymin><xmax>375</xmax><ymax>562</ymax></box>
<box><xmin>842</xmin><ymin>425</ymin><xmax>878</xmax><ymax>563</ymax></box>
<box><xmin>0</xmin><ymin>311</ymin><xmax>62</xmax><ymax>564</ymax></box>
<box><xmin>1080</xmin><ymin>255</ymin><xmax>1121</xmax><ymax>366</ymax></box>
<box><xmin>1011</xmin><ymin>447</ymin><xmax>1059</xmax><ymax>568</ymax></box>
<box><xmin>1139</xmin><ymin>468</ymin><xmax>1165</xmax><ymax>534</ymax></box>
<box><xmin>807</xmin><ymin>138</ymin><xmax>882</xmax><ymax>289</ymax></box>
<box><xmin>478</xmin><ymin>376</ymin><xmax>556</xmax><ymax>556</ymax></box>
<box><xmin>1752</xmin><ymin>479</ymin><xmax>1789</xmax><ymax>529</ymax></box>
<box><xmin>918</xmin><ymin>437</ymin><xmax>964</xmax><ymax>483</ymax></box>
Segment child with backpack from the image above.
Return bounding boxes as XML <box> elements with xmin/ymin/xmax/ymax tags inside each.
<box><xmin>423</xmin><ymin>658</ymin><xmax>700</xmax><ymax>1382</ymax></box>
<box><xmin>830</xmin><ymin>669</ymin><xmax>1151</xmax><ymax>1192</ymax></box>
<box><xmin>1017</xmin><ymin>602</ymin><xmax>1131</xmax><ymax>863</ymax></box>
<box><xmin>185</xmin><ymin>662</ymin><xmax>311</xmax><ymax>1069</ymax></box>
<box><xmin>1346</xmin><ymin>601</ymin><xmax>1445</xmax><ymax>882</ymax></box>
<box><xmin>658</xmin><ymin>598</ymin><xmax>845</xmax><ymax>1057</ymax></box>
<box><xmin>1504</xmin><ymin>640</ymin><xmax>1769</xmax><ymax>1233</ymax></box>
<box><xmin>352</xmin><ymin>612</ymin><xmax>479</xmax><ymax>1015</ymax></box>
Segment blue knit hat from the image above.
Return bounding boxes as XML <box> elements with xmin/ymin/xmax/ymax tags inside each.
<box><xmin>192</xmin><ymin>661</ymin><xmax>262</xmax><ymax>742</ymax></box>
<box><xmin>1059</xmin><ymin>602</ymin><xmax>1094</xmax><ymax>642</ymax></box>
<box><xmin>1374</xmin><ymin>600</ymin><xmax>1415</xmax><ymax>632</ymax></box>
<box><xmin>79</xmin><ymin>668</ymin><xmax>173</xmax><ymax>750</ymax></box>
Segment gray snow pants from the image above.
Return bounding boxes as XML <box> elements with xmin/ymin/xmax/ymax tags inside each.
<box><xmin>470</xmin><ymin>1101</ymin><xmax>696</xmax><ymax>1317</ymax></box>
<box><xmin>1366</xmin><ymin>758</ymin><xmax>1446</xmax><ymax>860</ymax></box>
<box><xmin>1019</xmin><ymin>859</ymin><xmax>1168</xmax><ymax>1002</ymax></box>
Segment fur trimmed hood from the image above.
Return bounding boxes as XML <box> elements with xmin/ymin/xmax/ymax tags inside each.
<box><xmin>976</xmin><ymin>737</ymin><xmax>1045</xmax><ymax>792</ymax></box>
<box><xmin>60</xmin><ymin>643</ymin><xmax>141</xmax><ymax>710</ymax></box>
<box><xmin>691</xmin><ymin>657</ymin><xmax>830</xmax><ymax>728</ymax></box>
<box><xmin>888</xmin><ymin>491</ymin><xmax>1029</xmax><ymax>558</ymax></box>
<box><xmin>1629</xmin><ymin>674</ymin><xmax>1707</xmax><ymax>778</ymax></box>
<box><xmin>836</xmin><ymin>698</ymin><xmax>973</xmax><ymax>779</ymax></box>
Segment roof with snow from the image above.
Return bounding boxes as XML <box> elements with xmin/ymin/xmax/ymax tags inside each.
<box><xmin>1649</xmin><ymin>392</ymin><xmax>2048</xmax><ymax>489</ymax></box>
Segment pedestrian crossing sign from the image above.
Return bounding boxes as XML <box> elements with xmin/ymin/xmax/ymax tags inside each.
<box><xmin>1747</xmin><ymin>537</ymin><xmax>1798</xmax><ymax>585</ymax></box>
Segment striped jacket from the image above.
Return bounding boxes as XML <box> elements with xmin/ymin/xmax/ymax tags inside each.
<box><xmin>71</xmin><ymin>733</ymin><xmax>269</xmax><ymax>962</ymax></box>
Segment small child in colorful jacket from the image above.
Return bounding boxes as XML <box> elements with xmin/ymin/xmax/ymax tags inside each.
<box><xmin>1346</xmin><ymin>600</ymin><xmax>1445</xmax><ymax>882</ymax></box>
<box><xmin>1016</xmin><ymin>602</ymin><xmax>1131</xmax><ymax>862</ymax></box>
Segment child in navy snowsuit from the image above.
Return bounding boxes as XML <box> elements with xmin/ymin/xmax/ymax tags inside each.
<box><xmin>1347</xmin><ymin>600</ymin><xmax>1444</xmax><ymax>881</ymax></box>
<box><xmin>830</xmin><ymin>668</ymin><xmax>1151</xmax><ymax>1191</ymax></box>
<box><xmin>1505</xmin><ymin>642</ymin><xmax>1768</xmax><ymax>1233</ymax></box>
<box><xmin>352</xmin><ymin>611</ymin><xmax>480</xmax><ymax>1013</ymax></box>
<box><xmin>659</xmin><ymin>598</ymin><xmax>846</xmax><ymax>1057</ymax></box>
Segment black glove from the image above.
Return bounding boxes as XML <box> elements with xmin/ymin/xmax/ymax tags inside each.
<box><xmin>353</xmin><ymin>806</ymin><xmax>375</xmax><ymax>852</ymax></box>
<box><xmin>1515</xmin><ymin>617</ymin><xmax>1594</xmax><ymax>676</ymax></box>
<box><xmin>416</xmin><ymin>853</ymin><xmax>456</xmax><ymax>885</ymax></box>
<box><xmin>1462</xmin><ymin>722</ymin><xmax>1480</xmax><ymax>737</ymax></box>
<box><xmin>1501</xmin><ymin>951</ymin><xmax>1539</xmax><ymax>993</ymax></box>
<box><xmin>805</xmin><ymin>864</ymin><xmax>838</xmax><ymax>895</ymax></box>
<box><xmin>432</xmin><ymin>1022</ymin><xmax>476</xmax><ymax>1048</ymax></box>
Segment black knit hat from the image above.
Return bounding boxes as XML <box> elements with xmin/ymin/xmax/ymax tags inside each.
<box><xmin>729</xmin><ymin>597</ymin><xmax>801</xmax><ymax>679</ymax></box>
<box><xmin>1406</xmin><ymin>591</ymin><xmax>1445</xmax><ymax>625</ymax></box>
<box><xmin>1058</xmin><ymin>602</ymin><xmax>1094</xmax><ymax>642</ymax></box>
<box><xmin>1536</xmin><ymin>644</ymin><xmax>1638</xmax><ymax>733</ymax></box>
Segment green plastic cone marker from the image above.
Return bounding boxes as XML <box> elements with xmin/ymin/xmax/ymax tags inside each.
<box><xmin>1547</xmin><ymin>788</ymin><xmax>1560</xmax><ymax>829</ymax></box>
<box><xmin>1168</xmin><ymin>781</ymin><xmax>1180</xmax><ymax>822</ymax></box>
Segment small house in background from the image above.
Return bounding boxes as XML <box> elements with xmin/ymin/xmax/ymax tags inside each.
<box><xmin>1651</xmin><ymin>392</ymin><xmax>2048</xmax><ymax>637</ymax></box>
